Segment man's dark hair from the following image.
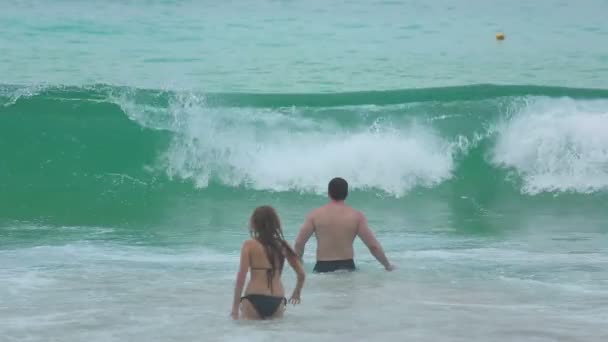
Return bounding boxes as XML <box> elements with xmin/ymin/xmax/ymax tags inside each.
<box><xmin>328</xmin><ymin>177</ymin><xmax>348</xmax><ymax>201</ymax></box>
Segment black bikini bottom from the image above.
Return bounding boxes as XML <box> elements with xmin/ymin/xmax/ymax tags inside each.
<box><xmin>241</xmin><ymin>294</ymin><xmax>286</xmax><ymax>319</ymax></box>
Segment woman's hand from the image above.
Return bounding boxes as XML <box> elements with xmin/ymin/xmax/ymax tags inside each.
<box><xmin>231</xmin><ymin>310</ymin><xmax>239</xmax><ymax>320</ymax></box>
<box><xmin>289</xmin><ymin>291</ymin><xmax>301</xmax><ymax>305</ymax></box>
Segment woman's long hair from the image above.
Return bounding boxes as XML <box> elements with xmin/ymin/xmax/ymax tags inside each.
<box><xmin>250</xmin><ymin>206</ymin><xmax>297</xmax><ymax>283</ymax></box>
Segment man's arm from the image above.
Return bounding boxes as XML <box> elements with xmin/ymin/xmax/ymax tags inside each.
<box><xmin>294</xmin><ymin>214</ymin><xmax>315</xmax><ymax>259</ymax></box>
<box><xmin>356</xmin><ymin>212</ymin><xmax>393</xmax><ymax>271</ymax></box>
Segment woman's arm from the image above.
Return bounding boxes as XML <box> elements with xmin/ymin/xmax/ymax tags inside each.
<box><xmin>284</xmin><ymin>244</ymin><xmax>306</xmax><ymax>304</ymax></box>
<box><xmin>231</xmin><ymin>240</ymin><xmax>250</xmax><ymax>319</ymax></box>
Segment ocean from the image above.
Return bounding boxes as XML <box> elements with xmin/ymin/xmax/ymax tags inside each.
<box><xmin>1</xmin><ymin>0</ymin><xmax>608</xmax><ymax>341</ymax></box>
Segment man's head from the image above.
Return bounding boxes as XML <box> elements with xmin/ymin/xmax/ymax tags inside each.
<box><xmin>328</xmin><ymin>177</ymin><xmax>348</xmax><ymax>201</ymax></box>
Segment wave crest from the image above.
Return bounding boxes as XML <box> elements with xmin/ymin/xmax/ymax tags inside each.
<box><xmin>493</xmin><ymin>98</ymin><xmax>608</xmax><ymax>194</ymax></box>
<box><xmin>158</xmin><ymin>94</ymin><xmax>458</xmax><ymax>197</ymax></box>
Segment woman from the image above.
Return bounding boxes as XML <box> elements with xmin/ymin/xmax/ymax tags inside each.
<box><xmin>231</xmin><ymin>205</ymin><xmax>306</xmax><ymax>320</ymax></box>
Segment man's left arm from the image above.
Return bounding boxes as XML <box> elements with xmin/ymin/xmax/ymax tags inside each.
<box><xmin>294</xmin><ymin>214</ymin><xmax>314</xmax><ymax>259</ymax></box>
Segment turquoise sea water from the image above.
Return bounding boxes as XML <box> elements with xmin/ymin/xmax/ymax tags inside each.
<box><xmin>1</xmin><ymin>1</ymin><xmax>608</xmax><ymax>341</ymax></box>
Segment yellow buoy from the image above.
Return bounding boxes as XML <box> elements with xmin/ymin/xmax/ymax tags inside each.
<box><xmin>496</xmin><ymin>32</ymin><xmax>505</xmax><ymax>40</ymax></box>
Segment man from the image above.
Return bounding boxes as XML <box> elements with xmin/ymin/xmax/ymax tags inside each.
<box><xmin>294</xmin><ymin>177</ymin><xmax>394</xmax><ymax>273</ymax></box>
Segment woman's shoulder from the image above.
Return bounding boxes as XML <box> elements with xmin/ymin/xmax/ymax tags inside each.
<box><xmin>242</xmin><ymin>238</ymin><xmax>263</xmax><ymax>249</ymax></box>
<box><xmin>240</xmin><ymin>239</ymin><xmax>262</xmax><ymax>257</ymax></box>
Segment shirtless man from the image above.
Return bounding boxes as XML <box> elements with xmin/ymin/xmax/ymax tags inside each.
<box><xmin>294</xmin><ymin>177</ymin><xmax>394</xmax><ymax>273</ymax></box>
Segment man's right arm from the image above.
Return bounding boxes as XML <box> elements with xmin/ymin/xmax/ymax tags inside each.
<box><xmin>356</xmin><ymin>212</ymin><xmax>393</xmax><ymax>271</ymax></box>
<box><xmin>294</xmin><ymin>213</ymin><xmax>315</xmax><ymax>259</ymax></box>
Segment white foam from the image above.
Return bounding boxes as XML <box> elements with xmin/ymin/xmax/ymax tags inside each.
<box><xmin>148</xmin><ymin>93</ymin><xmax>458</xmax><ymax>197</ymax></box>
<box><xmin>493</xmin><ymin>98</ymin><xmax>608</xmax><ymax>194</ymax></box>
<box><xmin>0</xmin><ymin>243</ymin><xmax>234</xmax><ymax>269</ymax></box>
<box><xmin>401</xmin><ymin>247</ymin><xmax>608</xmax><ymax>266</ymax></box>
<box><xmin>2</xmin><ymin>241</ymin><xmax>607</xmax><ymax>342</ymax></box>
<box><xmin>0</xmin><ymin>84</ymin><xmax>48</xmax><ymax>107</ymax></box>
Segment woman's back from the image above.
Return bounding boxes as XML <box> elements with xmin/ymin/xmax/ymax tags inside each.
<box><xmin>231</xmin><ymin>205</ymin><xmax>305</xmax><ymax>320</ymax></box>
<box><xmin>245</xmin><ymin>239</ymin><xmax>286</xmax><ymax>296</ymax></box>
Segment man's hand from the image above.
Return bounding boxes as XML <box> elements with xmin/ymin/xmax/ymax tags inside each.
<box><xmin>385</xmin><ymin>264</ymin><xmax>396</xmax><ymax>272</ymax></box>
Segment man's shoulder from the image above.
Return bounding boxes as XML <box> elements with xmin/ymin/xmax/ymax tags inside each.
<box><xmin>309</xmin><ymin>203</ymin><xmax>363</xmax><ymax>219</ymax></box>
<box><xmin>307</xmin><ymin>205</ymin><xmax>326</xmax><ymax>217</ymax></box>
<box><xmin>354</xmin><ymin>208</ymin><xmax>366</xmax><ymax>218</ymax></box>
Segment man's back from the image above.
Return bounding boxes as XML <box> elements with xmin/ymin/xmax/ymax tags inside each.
<box><xmin>294</xmin><ymin>177</ymin><xmax>393</xmax><ymax>273</ymax></box>
<box><xmin>308</xmin><ymin>202</ymin><xmax>360</xmax><ymax>261</ymax></box>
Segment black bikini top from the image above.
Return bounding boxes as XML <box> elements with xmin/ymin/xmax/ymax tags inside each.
<box><xmin>250</xmin><ymin>239</ymin><xmax>286</xmax><ymax>294</ymax></box>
